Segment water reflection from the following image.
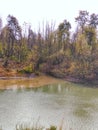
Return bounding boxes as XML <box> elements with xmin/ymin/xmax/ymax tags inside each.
<box><xmin>0</xmin><ymin>81</ymin><xmax>98</xmax><ymax>130</ymax></box>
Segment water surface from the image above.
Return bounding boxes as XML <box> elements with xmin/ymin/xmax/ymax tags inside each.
<box><xmin>0</xmin><ymin>79</ymin><xmax>98</xmax><ymax>130</ymax></box>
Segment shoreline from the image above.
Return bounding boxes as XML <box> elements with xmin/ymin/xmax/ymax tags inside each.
<box><xmin>0</xmin><ymin>71</ymin><xmax>98</xmax><ymax>89</ymax></box>
<box><xmin>0</xmin><ymin>74</ymin><xmax>64</xmax><ymax>90</ymax></box>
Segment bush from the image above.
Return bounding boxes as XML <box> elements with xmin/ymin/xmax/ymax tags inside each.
<box><xmin>19</xmin><ymin>64</ymin><xmax>33</xmax><ymax>74</ymax></box>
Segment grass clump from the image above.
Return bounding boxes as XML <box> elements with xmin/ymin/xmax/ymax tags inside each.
<box><xmin>49</xmin><ymin>126</ymin><xmax>57</xmax><ymax>130</ymax></box>
<box><xmin>16</xmin><ymin>123</ymin><xmax>43</xmax><ymax>130</ymax></box>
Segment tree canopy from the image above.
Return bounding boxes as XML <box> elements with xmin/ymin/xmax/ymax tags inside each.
<box><xmin>0</xmin><ymin>11</ymin><xmax>98</xmax><ymax>82</ymax></box>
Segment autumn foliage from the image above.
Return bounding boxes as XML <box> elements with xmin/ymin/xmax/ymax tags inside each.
<box><xmin>0</xmin><ymin>11</ymin><xmax>98</xmax><ymax>82</ymax></box>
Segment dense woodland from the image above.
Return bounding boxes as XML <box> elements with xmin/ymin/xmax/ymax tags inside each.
<box><xmin>0</xmin><ymin>10</ymin><xmax>98</xmax><ymax>82</ymax></box>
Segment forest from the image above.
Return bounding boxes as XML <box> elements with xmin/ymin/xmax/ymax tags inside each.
<box><xmin>0</xmin><ymin>10</ymin><xmax>98</xmax><ymax>82</ymax></box>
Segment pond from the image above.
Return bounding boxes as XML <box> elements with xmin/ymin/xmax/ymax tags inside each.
<box><xmin>0</xmin><ymin>78</ymin><xmax>98</xmax><ymax>130</ymax></box>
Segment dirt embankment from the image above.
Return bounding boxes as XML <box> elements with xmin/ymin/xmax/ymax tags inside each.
<box><xmin>0</xmin><ymin>64</ymin><xmax>98</xmax><ymax>88</ymax></box>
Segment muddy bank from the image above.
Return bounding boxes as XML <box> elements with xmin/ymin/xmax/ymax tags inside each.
<box><xmin>0</xmin><ymin>75</ymin><xmax>63</xmax><ymax>90</ymax></box>
<box><xmin>49</xmin><ymin>71</ymin><xmax>98</xmax><ymax>85</ymax></box>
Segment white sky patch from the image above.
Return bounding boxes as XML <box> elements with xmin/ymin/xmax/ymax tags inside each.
<box><xmin>0</xmin><ymin>0</ymin><xmax>98</xmax><ymax>31</ymax></box>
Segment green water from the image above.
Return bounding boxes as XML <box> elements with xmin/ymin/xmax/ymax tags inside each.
<box><xmin>0</xmin><ymin>79</ymin><xmax>98</xmax><ymax>130</ymax></box>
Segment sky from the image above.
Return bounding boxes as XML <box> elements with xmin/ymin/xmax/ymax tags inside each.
<box><xmin>0</xmin><ymin>0</ymin><xmax>98</xmax><ymax>31</ymax></box>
